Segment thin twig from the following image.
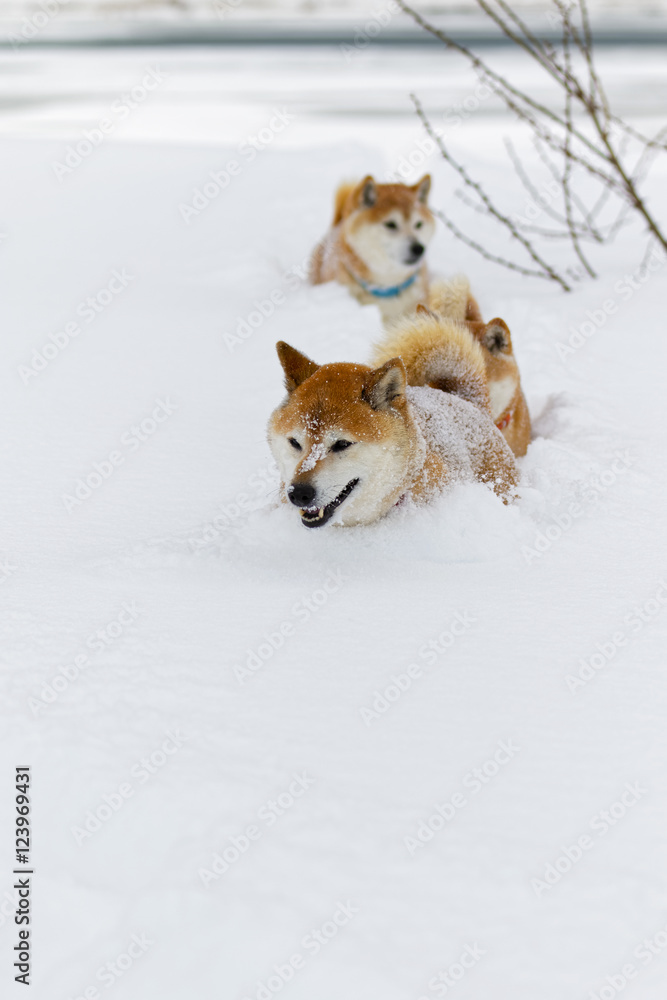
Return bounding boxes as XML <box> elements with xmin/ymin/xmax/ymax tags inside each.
<box><xmin>434</xmin><ymin>208</ymin><xmax>571</xmax><ymax>289</ymax></box>
<box><xmin>396</xmin><ymin>0</ymin><xmax>613</xmax><ymax>170</ymax></box>
<box><xmin>561</xmin><ymin>9</ymin><xmax>596</xmax><ymax>277</ymax></box>
<box><xmin>639</xmin><ymin>238</ymin><xmax>659</xmax><ymax>271</ymax></box>
<box><xmin>532</xmin><ymin>135</ymin><xmax>605</xmax><ymax>241</ymax></box>
<box><xmin>504</xmin><ymin>137</ymin><xmax>587</xmax><ymax>232</ymax></box>
<box><xmin>396</xmin><ymin>0</ymin><xmax>667</xmax><ymax>286</ymax></box>
<box><xmin>412</xmin><ymin>96</ymin><xmax>572</xmax><ymax>291</ymax></box>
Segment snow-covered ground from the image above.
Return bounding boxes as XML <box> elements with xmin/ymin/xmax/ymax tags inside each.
<box><xmin>1</xmin><ymin>43</ymin><xmax>667</xmax><ymax>1000</ymax></box>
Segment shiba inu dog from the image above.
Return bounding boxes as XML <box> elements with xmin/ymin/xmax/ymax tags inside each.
<box><xmin>309</xmin><ymin>175</ymin><xmax>436</xmax><ymax>324</ymax></box>
<box><xmin>268</xmin><ymin>316</ymin><xmax>517</xmax><ymax>529</ymax></box>
<box><xmin>428</xmin><ymin>277</ymin><xmax>531</xmax><ymax>456</ymax></box>
<box><xmin>465</xmin><ymin>317</ymin><xmax>531</xmax><ymax>457</ymax></box>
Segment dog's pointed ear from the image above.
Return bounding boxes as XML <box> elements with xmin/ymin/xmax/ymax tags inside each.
<box><xmin>363</xmin><ymin>358</ymin><xmax>407</xmax><ymax>411</ymax></box>
<box><xmin>481</xmin><ymin>318</ymin><xmax>512</xmax><ymax>355</ymax></box>
<box><xmin>276</xmin><ymin>342</ymin><xmax>319</xmax><ymax>392</ymax></box>
<box><xmin>416</xmin><ymin>303</ymin><xmax>439</xmax><ymax>320</ymax></box>
<box><xmin>357</xmin><ymin>175</ymin><xmax>377</xmax><ymax>209</ymax></box>
<box><xmin>413</xmin><ymin>174</ymin><xmax>431</xmax><ymax>204</ymax></box>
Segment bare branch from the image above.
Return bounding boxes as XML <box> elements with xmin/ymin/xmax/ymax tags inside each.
<box><xmin>396</xmin><ymin>0</ymin><xmax>613</xmax><ymax>169</ymax></box>
<box><xmin>412</xmin><ymin>96</ymin><xmax>572</xmax><ymax>291</ymax></box>
<box><xmin>640</xmin><ymin>238</ymin><xmax>659</xmax><ymax>271</ymax></box>
<box><xmin>504</xmin><ymin>137</ymin><xmax>587</xmax><ymax>233</ymax></box>
<box><xmin>433</xmin><ymin>208</ymin><xmax>571</xmax><ymax>290</ymax></box>
<box><xmin>396</xmin><ymin>0</ymin><xmax>667</xmax><ymax>289</ymax></box>
<box><xmin>561</xmin><ymin>9</ymin><xmax>597</xmax><ymax>277</ymax></box>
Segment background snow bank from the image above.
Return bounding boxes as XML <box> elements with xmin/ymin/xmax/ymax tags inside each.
<box><xmin>0</xmin><ymin>43</ymin><xmax>667</xmax><ymax>1000</ymax></box>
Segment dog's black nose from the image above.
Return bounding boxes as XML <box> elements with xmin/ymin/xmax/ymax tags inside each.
<box><xmin>288</xmin><ymin>482</ymin><xmax>316</xmax><ymax>508</ymax></box>
<box><xmin>409</xmin><ymin>241</ymin><xmax>425</xmax><ymax>259</ymax></box>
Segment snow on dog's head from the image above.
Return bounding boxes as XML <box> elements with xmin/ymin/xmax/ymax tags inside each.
<box><xmin>339</xmin><ymin>175</ymin><xmax>435</xmax><ymax>284</ymax></box>
<box><xmin>268</xmin><ymin>341</ymin><xmax>422</xmax><ymax>528</ymax></box>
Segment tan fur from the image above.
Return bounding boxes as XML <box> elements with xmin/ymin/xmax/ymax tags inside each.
<box><xmin>371</xmin><ymin>312</ymin><xmax>491</xmax><ymax>415</ymax></box>
<box><xmin>272</xmin><ymin>354</ymin><xmax>401</xmax><ymax>446</ymax></box>
<box><xmin>268</xmin><ymin>332</ymin><xmax>518</xmax><ymax>529</ymax></box>
<box><xmin>332</xmin><ymin>181</ymin><xmax>358</xmax><ymax>226</ymax></box>
<box><xmin>309</xmin><ymin>175</ymin><xmax>435</xmax><ymax>325</ymax></box>
<box><xmin>428</xmin><ymin>276</ymin><xmax>482</xmax><ymax>323</ymax></box>
<box><xmin>466</xmin><ymin>319</ymin><xmax>531</xmax><ymax>457</ymax></box>
<box><xmin>371</xmin><ymin>312</ymin><xmax>517</xmax><ymax>497</ymax></box>
<box><xmin>428</xmin><ymin>277</ymin><xmax>531</xmax><ymax>456</ymax></box>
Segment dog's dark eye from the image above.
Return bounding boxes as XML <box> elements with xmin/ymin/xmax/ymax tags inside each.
<box><xmin>331</xmin><ymin>440</ymin><xmax>353</xmax><ymax>452</ymax></box>
<box><xmin>384</xmin><ymin>220</ymin><xmax>398</xmax><ymax>230</ymax></box>
<box><xmin>288</xmin><ymin>437</ymin><xmax>302</xmax><ymax>451</ymax></box>
<box><xmin>415</xmin><ymin>221</ymin><xmax>423</xmax><ymax>229</ymax></box>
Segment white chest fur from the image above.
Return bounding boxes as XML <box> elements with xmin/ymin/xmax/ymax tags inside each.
<box><xmin>488</xmin><ymin>374</ymin><xmax>517</xmax><ymax>421</ymax></box>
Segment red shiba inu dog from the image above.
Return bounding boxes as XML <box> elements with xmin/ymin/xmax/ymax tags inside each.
<box><xmin>268</xmin><ymin>313</ymin><xmax>517</xmax><ymax>529</ymax></box>
<box><xmin>309</xmin><ymin>174</ymin><xmax>437</xmax><ymax>324</ymax></box>
<box><xmin>428</xmin><ymin>277</ymin><xmax>532</xmax><ymax>457</ymax></box>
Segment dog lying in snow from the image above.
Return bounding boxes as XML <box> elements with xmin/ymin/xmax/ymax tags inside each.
<box><xmin>310</xmin><ymin>174</ymin><xmax>446</xmax><ymax>325</ymax></box>
<box><xmin>428</xmin><ymin>277</ymin><xmax>532</xmax><ymax>457</ymax></box>
<box><xmin>267</xmin><ymin>313</ymin><xmax>517</xmax><ymax>529</ymax></box>
<box><xmin>309</xmin><ymin>175</ymin><xmax>488</xmax><ymax>330</ymax></box>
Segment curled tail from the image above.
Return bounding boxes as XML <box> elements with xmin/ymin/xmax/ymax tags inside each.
<box><xmin>371</xmin><ymin>311</ymin><xmax>490</xmax><ymax>414</ymax></box>
<box><xmin>429</xmin><ymin>275</ymin><xmax>483</xmax><ymax>323</ymax></box>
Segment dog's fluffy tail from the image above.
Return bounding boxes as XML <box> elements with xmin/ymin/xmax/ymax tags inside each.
<box><xmin>429</xmin><ymin>275</ymin><xmax>483</xmax><ymax>323</ymax></box>
<box><xmin>371</xmin><ymin>312</ymin><xmax>490</xmax><ymax>414</ymax></box>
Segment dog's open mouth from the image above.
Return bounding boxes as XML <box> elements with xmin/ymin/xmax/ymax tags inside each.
<box><xmin>300</xmin><ymin>479</ymin><xmax>359</xmax><ymax>529</ymax></box>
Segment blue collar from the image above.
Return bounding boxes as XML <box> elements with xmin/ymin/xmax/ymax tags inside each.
<box><xmin>351</xmin><ymin>270</ymin><xmax>419</xmax><ymax>299</ymax></box>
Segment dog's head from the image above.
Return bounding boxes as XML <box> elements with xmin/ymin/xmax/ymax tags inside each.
<box><xmin>338</xmin><ymin>175</ymin><xmax>435</xmax><ymax>282</ymax></box>
<box><xmin>465</xmin><ymin>317</ymin><xmax>520</xmax><ymax>420</ymax></box>
<box><xmin>466</xmin><ymin>317</ymin><xmax>514</xmax><ymax>358</ymax></box>
<box><xmin>268</xmin><ymin>342</ymin><xmax>418</xmax><ymax>527</ymax></box>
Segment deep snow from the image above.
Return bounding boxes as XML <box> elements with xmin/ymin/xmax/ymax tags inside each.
<box><xmin>1</xmin><ymin>42</ymin><xmax>667</xmax><ymax>1000</ymax></box>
